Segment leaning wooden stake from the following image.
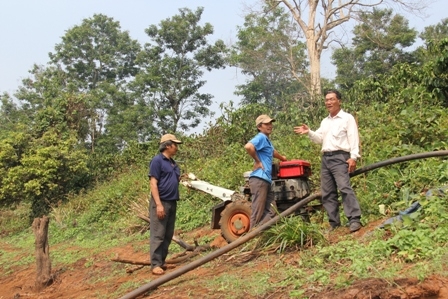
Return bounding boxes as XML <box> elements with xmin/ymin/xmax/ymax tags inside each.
<box><xmin>32</xmin><ymin>216</ymin><xmax>52</xmax><ymax>291</ymax></box>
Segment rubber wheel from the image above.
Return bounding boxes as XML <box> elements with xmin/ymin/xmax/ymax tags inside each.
<box><xmin>219</xmin><ymin>199</ymin><xmax>252</xmax><ymax>243</ymax></box>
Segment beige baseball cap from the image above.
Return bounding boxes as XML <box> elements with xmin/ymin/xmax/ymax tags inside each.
<box><xmin>160</xmin><ymin>134</ymin><xmax>182</xmax><ymax>144</ymax></box>
<box><xmin>255</xmin><ymin>114</ymin><xmax>276</xmax><ymax>126</ymax></box>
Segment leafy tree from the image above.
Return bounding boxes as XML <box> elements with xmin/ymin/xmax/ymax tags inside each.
<box><xmin>48</xmin><ymin>14</ymin><xmax>141</xmax><ymax>152</ymax></box>
<box><xmin>332</xmin><ymin>8</ymin><xmax>417</xmax><ymax>90</ymax></box>
<box><xmin>132</xmin><ymin>7</ymin><xmax>227</xmax><ymax>134</ymax></box>
<box><xmin>0</xmin><ymin>130</ymin><xmax>88</xmax><ymax>220</ymax></box>
<box><xmin>1</xmin><ymin>14</ymin><xmax>149</xmax><ymax>215</ymax></box>
<box><xmin>347</xmin><ymin>37</ymin><xmax>448</xmax><ymax>108</ymax></box>
<box><xmin>424</xmin><ymin>38</ymin><xmax>448</xmax><ymax>106</ymax></box>
<box><xmin>15</xmin><ymin>65</ymin><xmax>91</xmax><ymax>142</ymax></box>
<box><xmin>268</xmin><ymin>0</ymin><xmax>427</xmax><ymax>98</ymax></box>
<box><xmin>413</xmin><ymin>18</ymin><xmax>448</xmax><ymax>63</ymax></box>
<box><xmin>231</xmin><ymin>4</ymin><xmax>309</xmax><ymax>109</ymax></box>
<box><xmin>419</xmin><ymin>18</ymin><xmax>448</xmax><ymax>43</ymax></box>
<box><xmin>100</xmin><ymin>94</ymin><xmax>155</xmax><ymax>147</ymax></box>
<box><xmin>3</xmin><ymin>65</ymin><xmax>96</xmax><ymax>213</ymax></box>
<box><xmin>0</xmin><ymin>93</ymin><xmax>27</xmax><ymax>139</ymax></box>
<box><xmin>49</xmin><ymin>14</ymin><xmax>140</xmax><ymax>90</ymax></box>
<box><xmin>0</xmin><ymin>71</ymin><xmax>91</xmax><ymax>215</ymax></box>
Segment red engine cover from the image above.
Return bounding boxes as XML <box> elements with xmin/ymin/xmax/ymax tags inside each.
<box><xmin>278</xmin><ymin>160</ymin><xmax>311</xmax><ymax>178</ymax></box>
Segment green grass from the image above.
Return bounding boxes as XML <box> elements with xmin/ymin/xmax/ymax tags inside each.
<box><xmin>0</xmin><ymin>202</ymin><xmax>32</xmax><ymax>235</ymax></box>
<box><xmin>1</xmin><ymin>141</ymin><xmax>448</xmax><ymax>298</ymax></box>
<box><xmin>207</xmin><ymin>270</ymin><xmax>275</xmax><ymax>296</ymax></box>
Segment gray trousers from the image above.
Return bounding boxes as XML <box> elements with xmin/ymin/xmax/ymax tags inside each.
<box><xmin>321</xmin><ymin>152</ymin><xmax>361</xmax><ymax>228</ymax></box>
<box><xmin>149</xmin><ymin>198</ymin><xmax>177</xmax><ymax>269</ymax></box>
<box><xmin>249</xmin><ymin>177</ymin><xmax>276</xmax><ymax>229</ymax></box>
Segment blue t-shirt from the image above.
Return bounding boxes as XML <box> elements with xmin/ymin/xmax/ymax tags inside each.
<box><xmin>249</xmin><ymin>132</ymin><xmax>274</xmax><ymax>183</ymax></box>
<box><xmin>149</xmin><ymin>153</ymin><xmax>180</xmax><ymax>201</ymax></box>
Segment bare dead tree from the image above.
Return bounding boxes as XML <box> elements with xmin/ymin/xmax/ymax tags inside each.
<box><xmin>32</xmin><ymin>216</ymin><xmax>53</xmax><ymax>291</ymax></box>
<box><xmin>269</xmin><ymin>0</ymin><xmax>429</xmax><ymax>98</ymax></box>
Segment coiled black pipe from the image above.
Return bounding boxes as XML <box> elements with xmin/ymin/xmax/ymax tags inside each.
<box><xmin>119</xmin><ymin>150</ymin><xmax>448</xmax><ymax>299</ymax></box>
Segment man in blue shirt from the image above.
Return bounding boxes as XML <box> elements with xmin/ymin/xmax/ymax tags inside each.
<box><xmin>149</xmin><ymin>133</ymin><xmax>182</xmax><ymax>275</ymax></box>
<box><xmin>245</xmin><ymin>115</ymin><xmax>287</xmax><ymax>229</ymax></box>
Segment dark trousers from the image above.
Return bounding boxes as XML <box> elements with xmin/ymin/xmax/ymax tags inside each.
<box><xmin>249</xmin><ymin>177</ymin><xmax>276</xmax><ymax>229</ymax></box>
<box><xmin>149</xmin><ymin>198</ymin><xmax>177</xmax><ymax>269</ymax></box>
<box><xmin>321</xmin><ymin>152</ymin><xmax>361</xmax><ymax>228</ymax></box>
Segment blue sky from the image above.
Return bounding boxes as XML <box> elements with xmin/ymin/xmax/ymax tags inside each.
<box><xmin>0</xmin><ymin>0</ymin><xmax>445</xmax><ymax>130</ymax></box>
<box><xmin>0</xmin><ymin>0</ymin><xmax>256</xmax><ymax>96</ymax></box>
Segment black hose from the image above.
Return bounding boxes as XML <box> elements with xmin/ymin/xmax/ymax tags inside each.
<box><xmin>118</xmin><ymin>150</ymin><xmax>448</xmax><ymax>299</ymax></box>
<box><xmin>350</xmin><ymin>150</ymin><xmax>448</xmax><ymax>177</ymax></box>
<box><xmin>118</xmin><ymin>193</ymin><xmax>321</xmax><ymax>299</ymax></box>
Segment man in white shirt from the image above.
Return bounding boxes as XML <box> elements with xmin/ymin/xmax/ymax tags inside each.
<box><xmin>294</xmin><ymin>89</ymin><xmax>362</xmax><ymax>232</ymax></box>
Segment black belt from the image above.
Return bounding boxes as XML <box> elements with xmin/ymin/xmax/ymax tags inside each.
<box><xmin>323</xmin><ymin>150</ymin><xmax>349</xmax><ymax>156</ymax></box>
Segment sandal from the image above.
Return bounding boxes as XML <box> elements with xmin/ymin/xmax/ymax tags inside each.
<box><xmin>152</xmin><ymin>266</ymin><xmax>165</xmax><ymax>275</ymax></box>
<box><xmin>161</xmin><ymin>264</ymin><xmax>175</xmax><ymax>270</ymax></box>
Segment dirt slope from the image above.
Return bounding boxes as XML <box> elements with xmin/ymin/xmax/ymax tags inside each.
<box><xmin>2</xmin><ymin>224</ymin><xmax>448</xmax><ymax>299</ymax></box>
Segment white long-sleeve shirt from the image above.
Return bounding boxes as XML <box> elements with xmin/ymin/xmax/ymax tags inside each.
<box><xmin>308</xmin><ymin>109</ymin><xmax>360</xmax><ymax>161</ymax></box>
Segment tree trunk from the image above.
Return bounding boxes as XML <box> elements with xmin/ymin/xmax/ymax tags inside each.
<box><xmin>306</xmin><ymin>37</ymin><xmax>322</xmax><ymax>101</ymax></box>
<box><xmin>32</xmin><ymin>216</ymin><xmax>52</xmax><ymax>291</ymax></box>
<box><xmin>309</xmin><ymin>51</ymin><xmax>322</xmax><ymax>98</ymax></box>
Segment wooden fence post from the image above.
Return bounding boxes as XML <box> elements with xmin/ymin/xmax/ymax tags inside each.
<box><xmin>32</xmin><ymin>216</ymin><xmax>52</xmax><ymax>291</ymax></box>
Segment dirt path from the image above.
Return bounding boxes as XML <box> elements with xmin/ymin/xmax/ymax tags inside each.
<box><xmin>2</xmin><ymin>226</ymin><xmax>448</xmax><ymax>299</ymax></box>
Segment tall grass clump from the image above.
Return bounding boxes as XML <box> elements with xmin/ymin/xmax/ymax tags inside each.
<box><xmin>258</xmin><ymin>216</ymin><xmax>326</xmax><ymax>253</ymax></box>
